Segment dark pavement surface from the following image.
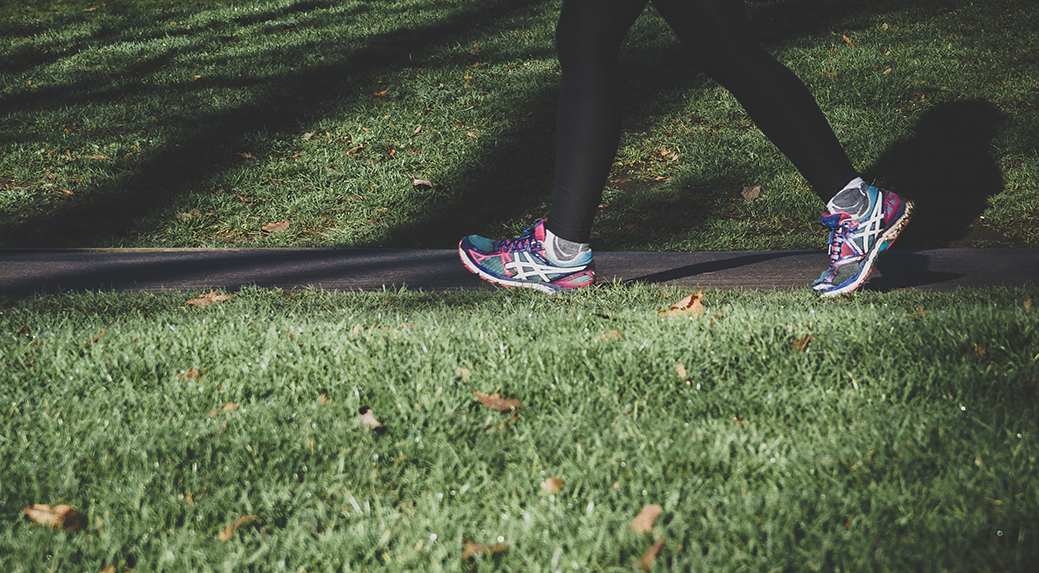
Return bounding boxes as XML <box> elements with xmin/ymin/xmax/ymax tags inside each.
<box><xmin>1</xmin><ymin>248</ymin><xmax>1036</xmax><ymax>296</ymax></box>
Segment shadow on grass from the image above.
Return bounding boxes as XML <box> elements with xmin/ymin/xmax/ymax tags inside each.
<box><xmin>866</xmin><ymin>100</ymin><xmax>1005</xmax><ymax>249</ymax></box>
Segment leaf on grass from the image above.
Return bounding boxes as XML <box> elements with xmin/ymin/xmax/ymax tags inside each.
<box><xmin>630</xmin><ymin>504</ymin><xmax>662</xmax><ymax>534</ymax></box>
<box><xmin>235</xmin><ymin>193</ymin><xmax>252</xmax><ymax>204</ymax></box>
<box><xmin>373</xmin><ymin>89</ymin><xmax>389</xmax><ymax>97</ymax></box>
<box><xmin>318</xmin><ymin>391</ymin><xmax>331</xmax><ymax>405</ymax></box>
<box><xmin>741</xmin><ymin>185</ymin><xmax>761</xmax><ymax>200</ymax></box>
<box><xmin>540</xmin><ymin>477</ymin><xmax>564</xmax><ymax>496</ymax></box>
<box><xmin>261</xmin><ymin>221</ymin><xmax>290</xmax><ymax>233</ymax></box>
<box><xmin>23</xmin><ymin>504</ymin><xmax>87</xmax><ymax>531</ymax></box>
<box><xmin>462</xmin><ymin>540</ymin><xmax>507</xmax><ymax>560</ymax></box>
<box><xmin>218</xmin><ymin>515</ymin><xmax>258</xmax><ymax>541</ymax></box>
<box><xmin>412</xmin><ymin>179</ymin><xmax>436</xmax><ymax>189</ymax></box>
<box><xmin>1024</xmin><ymin>297</ymin><xmax>1032</xmax><ymax>310</ymax></box>
<box><xmin>659</xmin><ymin>291</ymin><xmax>704</xmax><ymax>318</ymax></box>
<box><xmin>345</xmin><ymin>144</ymin><xmax>364</xmax><ymax>155</ymax></box>
<box><xmin>595</xmin><ymin>330</ymin><xmax>623</xmax><ymax>342</ymax></box>
<box><xmin>638</xmin><ymin>537</ymin><xmax>666</xmax><ymax>571</ymax></box>
<box><xmin>359</xmin><ymin>406</ymin><xmax>382</xmax><ymax>430</ymax></box>
<box><xmin>792</xmin><ymin>334</ymin><xmax>811</xmax><ymax>352</ymax></box>
<box><xmin>99</xmin><ymin>566</ymin><xmax>115</xmax><ymax>573</ymax></box>
<box><xmin>842</xmin><ymin>34</ymin><xmax>854</xmax><ymax>47</ymax></box>
<box><xmin>676</xmin><ymin>363</ymin><xmax>687</xmax><ymax>378</ymax></box>
<box><xmin>210</xmin><ymin>402</ymin><xmax>239</xmax><ymax>417</ymax></box>
<box><xmin>973</xmin><ymin>344</ymin><xmax>986</xmax><ymax>359</ymax></box>
<box><xmin>466</xmin><ymin>131</ymin><xmax>478</xmax><ymax>138</ymax></box>
<box><xmin>175</xmin><ymin>212</ymin><xmax>193</xmax><ymax>221</ymax></box>
<box><xmin>18</xmin><ymin>325</ymin><xmax>31</xmax><ymax>337</ymax></box>
<box><xmin>238</xmin><ymin>152</ymin><xmax>255</xmax><ymax>160</ymax></box>
<box><xmin>302</xmin><ymin>132</ymin><xmax>315</xmax><ymax>140</ymax></box>
<box><xmin>412</xmin><ymin>125</ymin><xmax>422</xmax><ymax>135</ymax></box>
<box><xmin>455</xmin><ymin>367</ymin><xmax>471</xmax><ymax>381</ymax></box>
<box><xmin>473</xmin><ymin>391</ymin><xmax>521</xmax><ymax>412</ymax></box>
<box><xmin>186</xmin><ymin>290</ymin><xmax>234</xmax><ymax>307</ymax></box>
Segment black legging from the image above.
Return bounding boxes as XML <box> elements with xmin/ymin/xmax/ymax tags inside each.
<box><xmin>546</xmin><ymin>0</ymin><xmax>859</xmax><ymax>243</ymax></box>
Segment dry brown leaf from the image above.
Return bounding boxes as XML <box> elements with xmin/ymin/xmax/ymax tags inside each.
<box><xmin>218</xmin><ymin>515</ymin><xmax>258</xmax><ymax>541</ymax></box>
<box><xmin>630</xmin><ymin>504</ymin><xmax>662</xmax><ymax>534</ymax></box>
<box><xmin>473</xmin><ymin>391</ymin><xmax>521</xmax><ymax>412</ymax></box>
<box><xmin>638</xmin><ymin>537</ymin><xmax>666</xmax><ymax>571</ymax></box>
<box><xmin>466</xmin><ymin>131</ymin><xmax>478</xmax><ymax>138</ymax></box>
<box><xmin>186</xmin><ymin>290</ymin><xmax>234</xmax><ymax>307</ymax></box>
<box><xmin>462</xmin><ymin>541</ymin><xmax>507</xmax><ymax>560</ymax></box>
<box><xmin>792</xmin><ymin>334</ymin><xmax>811</xmax><ymax>352</ymax></box>
<box><xmin>973</xmin><ymin>343</ymin><xmax>986</xmax><ymax>359</ymax></box>
<box><xmin>1024</xmin><ymin>297</ymin><xmax>1032</xmax><ymax>310</ymax></box>
<box><xmin>373</xmin><ymin>89</ymin><xmax>389</xmax><ymax>97</ymax></box>
<box><xmin>318</xmin><ymin>391</ymin><xmax>331</xmax><ymax>405</ymax></box>
<box><xmin>676</xmin><ymin>363</ymin><xmax>687</xmax><ymax>378</ymax></box>
<box><xmin>842</xmin><ymin>34</ymin><xmax>854</xmax><ymax>47</ymax></box>
<box><xmin>99</xmin><ymin>566</ymin><xmax>115</xmax><ymax>573</ymax></box>
<box><xmin>23</xmin><ymin>504</ymin><xmax>87</xmax><ymax>531</ymax></box>
<box><xmin>412</xmin><ymin>179</ymin><xmax>436</xmax><ymax>189</ymax></box>
<box><xmin>359</xmin><ymin>406</ymin><xmax>382</xmax><ymax>430</ymax></box>
<box><xmin>261</xmin><ymin>220</ymin><xmax>290</xmax><ymax>233</ymax></box>
<box><xmin>540</xmin><ymin>477</ymin><xmax>564</xmax><ymax>496</ymax></box>
<box><xmin>596</xmin><ymin>330</ymin><xmax>623</xmax><ymax>341</ymax></box>
<box><xmin>455</xmin><ymin>367</ymin><xmax>471</xmax><ymax>381</ymax></box>
<box><xmin>345</xmin><ymin>144</ymin><xmax>364</xmax><ymax>155</ymax></box>
<box><xmin>659</xmin><ymin>291</ymin><xmax>704</xmax><ymax>318</ymax></box>
<box><xmin>235</xmin><ymin>193</ymin><xmax>252</xmax><ymax>204</ymax></box>
<box><xmin>741</xmin><ymin>185</ymin><xmax>761</xmax><ymax>200</ymax></box>
<box><xmin>412</xmin><ymin>125</ymin><xmax>422</xmax><ymax>135</ymax></box>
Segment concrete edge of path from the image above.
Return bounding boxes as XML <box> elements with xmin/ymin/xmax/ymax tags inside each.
<box><xmin>0</xmin><ymin>248</ymin><xmax>1036</xmax><ymax>296</ymax></box>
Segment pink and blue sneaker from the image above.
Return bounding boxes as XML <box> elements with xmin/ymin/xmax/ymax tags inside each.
<box><xmin>814</xmin><ymin>185</ymin><xmax>914</xmax><ymax>297</ymax></box>
<box><xmin>459</xmin><ymin>220</ymin><xmax>595</xmax><ymax>293</ymax></box>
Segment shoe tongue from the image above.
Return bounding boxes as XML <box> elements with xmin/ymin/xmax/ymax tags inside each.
<box><xmin>533</xmin><ymin>220</ymin><xmax>547</xmax><ymax>243</ymax></box>
<box><xmin>820</xmin><ymin>212</ymin><xmax>854</xmax><ymax>228</ymax></box>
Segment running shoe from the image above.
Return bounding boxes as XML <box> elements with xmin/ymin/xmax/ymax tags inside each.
<box><xmin>813</xmin><ymin>185</ymin><xmax>914</xmax><ymax>297</ymax></box>
<box><xmin>459</xmin><ymin>220</ymin><xmax>595</xmax><ymax>293</ymax></box>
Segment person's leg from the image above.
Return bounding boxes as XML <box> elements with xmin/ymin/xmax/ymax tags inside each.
<box><xmin>651</xmin><ymin>0</ymin><xmax>859</xmax><ymax>204</ymax></box>
<box><xmin>650</xmin><ymin>0</ymin><xmax>911</xmax><ymax>296</ymax></box>
<box><xmin>545</xmin><ymin>0</ymin><xmax>650</xmax><ymax>244</ymax></box>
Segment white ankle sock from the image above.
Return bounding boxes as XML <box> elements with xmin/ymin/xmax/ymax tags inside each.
<box><xmin>544</xmin><ymin>228</ymin><xmax>591</xmax><ymax>266</ymax></box>
<box><xmin>827</xmin><ymin>177</ymin><xmax>870</xmax><ymax>218</ymax></box>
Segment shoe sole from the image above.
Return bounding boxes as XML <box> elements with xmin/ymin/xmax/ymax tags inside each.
<box><xmin>458</xmin><ymin>243</ymin><xmax>570</xmax><ymax>294</ymax></box>
<box><xmin>820</xmin><ymin>200</ymin><xmax>914</xmax><ymax>298</ymax></box>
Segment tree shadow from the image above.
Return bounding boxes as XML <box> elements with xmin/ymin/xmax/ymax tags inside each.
<box><xmin>864</xmin><ymin>100</ymin><xmax>1005</xmax><ymax>248</ymax></box>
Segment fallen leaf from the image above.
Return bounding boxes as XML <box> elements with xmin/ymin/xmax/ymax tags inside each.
<box><xmin>218</xmin><ymin>515</ymin><xmax>258</xmax><ymax>541</ymax></box>
<box><xmin>638</xmin><ymin>537</ymin><xmax>666</xmax><ymax>571</ymax></box>
<box><xmin>235</xmin><ymin>193</ymin><xmax>252</xmax><ymax>204</ymax></box>
<box><xmin>412</xmin><ymin>179</ymin><xmax>436</xmax><ymax>189</ymax></box>
<box><xmin>373</xmin><ymin>89</ymin><xmax>389</xmax><ymax>97</ymax></box>
<box><xmin>842</xmin><ymin>34</ymin><xmax>854</xmax><ymax>47</ymax></box>
<box><xmin>792</xmin><ymin>334</ymin><xmax>811</xmax><ymax>352</ymax></box>
<box><xmin>261</xmin><ymin>221</ymin><xmax>290</xmax><ymax>233</ymax></box>
<box><xmin>237</xmin><ymin>152</ymin><xmax>255</xmax><ymax>160</ymax></box>
<box><xmin>473</xmin><ymin>391</ymin><xmax>521</xmax><ymax>412</ymax></box>
<box><xmin>540</xmin><ymin>477</ymin><xmax>564</xmax><ymax>496</ymax></box>
<box><xmin>973</xmin><ymin>344</ymin><xmax>986</xmax><ymax>359</ymax></box>
<box><xmin>596</xmin><ymin>330</ymin><xmax>623</xmax><ymax>341</ymax></box>
<box><xmin>455</xmin><ymin>367</ymin><xmax>471</xmax><ymax>381</ymax></box>
<box><xmin>318</xmin><ymin>391</ymin><xmax>331</xmax><ymax>405</ymax></box>
<box><xmin>18</xmin><ymin>325</ymin><xmax>31</xmax><ymax>337</ymax></box>
<box><xmin>186</xmin><ymin>290</ymin><xmax>234</xmax><ymax>307</ymax></box>
<box><xmin>412</xmin><ymin>125</ymin><xmax>422</xmax><ymax>135</ymax></box>
<box><xmin>741</xmin><ymin>185</ymin><xmax>761</xmax><ymax>200</ymax></box>
<box><xmin>659</xmin><ymin>291</ymin><xmax>704</xmax><ymax>318</ymax></box>
<box><xmin>462</xmin><ymin>540</ymin><xmax>507</xmax><ymax>560</ymax></box>
<box><xmin>345</xmin><ymin>144</ymin><xmax>364</xmax><ymax>155</ymax></box>
<box><xmin>175</xmin><ymin>212</ymin><xmax>193</xmax><ymax>221</ymax></box>
<box><xmin>1024</xmin><ymin>297</ymin><xmax>1032</xmax><ymax>310</ymax></box>
<box><xmin>466</xmin><ymin>131</ymin><xmax>478</xmax><ymax>138</ymax></box>
<box><xmin>87</xmin><ymin>154</ymin><xmax>110</xmax><ymax>160</ymax></box>
<box><xmin>359</xmin><ymin>406</ymin><xmax>382</xmax><ymax>430</ymax></box>
<box><xmin>302</xmin><ymin>132</ymin><xmax>315</xmax><ymax>140</ymax></box>
<box><xmin>23</xmin><ymin>504</ymin><xmax>87</xmax><ymax>531</ymax></box>
<box><xmin>630</xmin><ymin>504</ymin><xmax>661</xmax><ymax>534</ymax></box>
<box><xmin>676</xmin><ymin>363</ymin><xmax>687</xmax><ymax>378</ymax></box>
<box><xmin>99</xmin><ymin>566</ymin><xmax>115</xmax><ymax>573</ymax></box>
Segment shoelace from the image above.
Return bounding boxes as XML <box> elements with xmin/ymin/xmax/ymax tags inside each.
<box><xmin>822</xmin><ymin>216</ymin><xmax>860</xmax><ymax>268</ymax></box>
<box><xmin>496</xmin><ymin>227</ymin><xmax>537</xmax><ymax>252</ymax></box>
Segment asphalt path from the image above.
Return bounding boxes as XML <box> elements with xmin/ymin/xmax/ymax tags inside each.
<box><xmin>0</xmin><ymin>248</ymin><xmax>1036</xmax><ymax>296</ymax></box>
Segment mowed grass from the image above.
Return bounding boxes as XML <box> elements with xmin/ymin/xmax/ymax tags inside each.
<box><xmin>1</xmin><ymin>286</ymin><xmax>1037</xmax><ymax>571</ymax></box>
<box><xmin>1</xmin><ymin>0</ymin><xmax>1037</xmax><ymax>250</ymax></box>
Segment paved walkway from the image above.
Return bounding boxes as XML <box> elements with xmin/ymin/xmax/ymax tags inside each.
<box><xmin>1</xmin><ymin>248</ymin><xmax>1036</xmax><ymax>295</ymax></box>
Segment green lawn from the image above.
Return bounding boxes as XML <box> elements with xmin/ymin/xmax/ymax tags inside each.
<box><xmin>1</xmin><ymin>0</ymin><xmax>1037</xmax><ymax>250</ymax></box>
<box><xmin>2</xmin><ymin>286</ymin><xmax>1038</xmax><ymax>571</ymax></box>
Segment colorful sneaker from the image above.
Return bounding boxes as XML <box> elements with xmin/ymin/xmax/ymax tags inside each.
<box><xmin>459</xmin><ymin>220</ymin><xmax>595</xmax><ymax>293</ymax></box>
<box><xmin>813</xmin><ymin>186</ymin><xmax>914</xmax><ymax>297</ymax></box>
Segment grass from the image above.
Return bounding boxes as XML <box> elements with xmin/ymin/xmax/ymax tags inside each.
<box><xmin>1</xmin><ymin>285</ymin><xmax>1038</xmax><ymax>571</ymax></box>
<box><xmin>1</xmin><ymin>0</ymin><xmax>1037</xmax><ymax>250</ymax></box>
